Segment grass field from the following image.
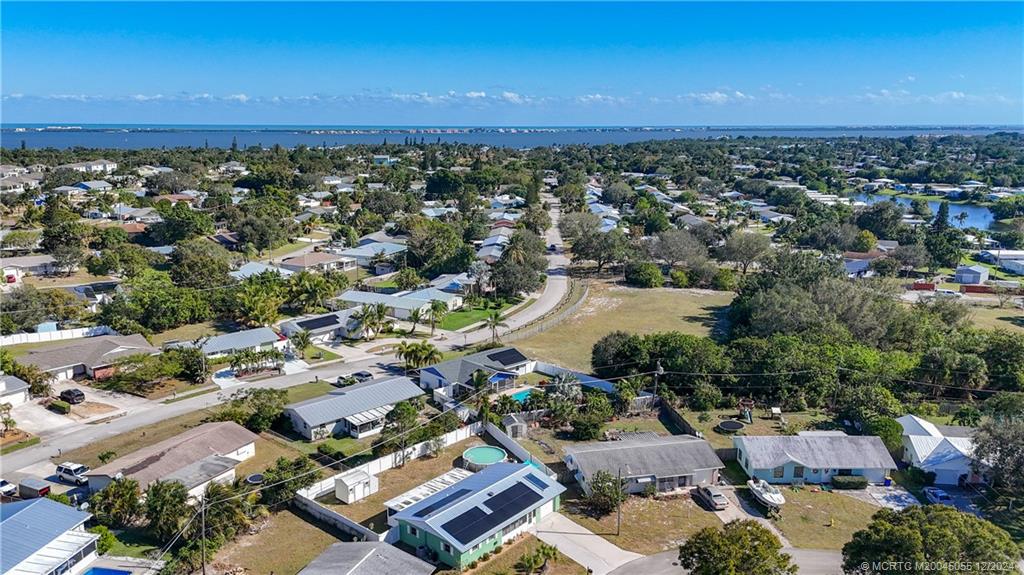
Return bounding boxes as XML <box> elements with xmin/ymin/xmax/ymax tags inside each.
<box><xmin>149</xmin><ymin>319</ymin><xmax>237</xmax><ymax>346</ymax></box>
<box><xmin>676</xmin><ymin>408</ymin><xmax>830</xmax><ymax>449</ymax></box>
<box><xmin>967</xmin><ymin>305</ymin><xmax>1024</xmax><ymax>333</ymax></box>
<box><xmin>23</xmin><ymin>269</ymin><xmax>113</xmax><ymax>288</ymax></box>
<box><xmin>516</xmin><ymin>281</ymin><xmax>734</xmax><ymax>371</ymax></box>
<box><xmin>214</xmin><ymin>510</ymin><xmax>344</xmax><ymax>575</ymax></box>
<box><xmin>235</xmin><ymin>434</ymin><xmax>307</xmax><ymax>477</ymax></box>
<box><xmin>440</xmin><ymin>300</ymin><xmax>516</xmax><ymax>331</ymax></box>
<box><xmin>770</xmin><ymin>487</ymin><xmax>879</xmax><ymax>550</ymax></box>
<box><xmin>107</xmin><ymin>528</ymin><xmax>161</xmax><ymax>559</ymax></box>
<box><xmin>521</xmin><ymin>414</ymin><xmax>682</xmax><ymax>469</ymax></box>
<box><xmin>560</xmin><ymin>487</ymin><xmax>723</xmax><ymax>555</ymax></box>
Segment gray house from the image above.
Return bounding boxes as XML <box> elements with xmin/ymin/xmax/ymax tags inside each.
<box><xmin>564</xmin><ymin>435</ymin><xmax>724</xmax><ymax>495</ymax></box>
<box><xmin>298</xmin><ymin>542</ymin><xmax>433</xmax><ymax>575</ymax></box>
<box><xmin>733</xmin><ymin>435</ymin><xmax>896</xmax><ymax>485</ymax></box>
<box><xmin>284</xmin><ymin>376</ymin><xmax>425</xmax><ymax>440</ymax></box>
<box><xmin>167</xmin><ymin>327</ymin><xmax>285</xmax><ymax>358</ymax></box>
<box><xmin>279</xmin><ymin>309</ymin><xmax>363</xmax><ymax>343</ymax></box>
<box><xmin>954</xmin><ymin>265</ymin><xmax>989</xmax><ymax>285</ymax></box>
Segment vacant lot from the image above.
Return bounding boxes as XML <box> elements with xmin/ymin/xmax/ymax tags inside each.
<box><xmin>770</xmin><ymin>487</ymin><xmax>878</xmax><ymax>550</ymax></box>
<box><xmin>676</xmin><ymin>408</ymin><xmax>830</xmax><ymax>449</ymax></box>
<box><xmin>517</xmin><ymin>282</ymin><xmax>734</xmax><ymax>371</ymax></box>
<box><xmin>561</xmin><ymin>487</ymin><xmax>723</xmax><ymax>555</ymax></box>
<box><xmin>319</xmin><ymin>436</ymin><xmax>486</xmax><ymax>532</ymax></box>
<box><xmin>23</xmin><ymin>269</ymin><xmax>113</xmax><ymax>288</ymax></box>
<box><xmin>214</xmin><ymin>509</ymin><xmax>345</xmax><ymax>575</ymax></box>
<box><xmin>150</xmin><ymin>319</ymin><xmax>237</xmax><ymax>346</ymax></box>
<box><xmin>967</xmin><ymin>305</ymin><xmax>1024</xmax><ymax>333</ymax></box>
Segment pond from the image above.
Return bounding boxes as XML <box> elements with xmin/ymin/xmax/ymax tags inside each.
<box><xmin>854</xmin><ymin>193</ymin><xmax>996</xmax><ymax>230</ymax></box>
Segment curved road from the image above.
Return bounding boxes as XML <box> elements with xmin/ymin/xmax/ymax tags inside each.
<box><xmin>3</xmin><ymin>194</ymin><xmax>571</xmax><ymax>475</ymax></box>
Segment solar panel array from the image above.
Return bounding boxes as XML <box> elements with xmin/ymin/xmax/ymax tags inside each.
<box><xmin>298</xmin><ymin>314</ymin><xmax>340</xmax><ymax>330</ymax></box>
<box><xmin>413</xmin><ymin>488</ymin><xmax>472</xmax><ymax>518</ymax></box>
<box><xmin>523</xmin><ymin>473</ymin><xmax>548</xmax><ymax>490</ymax></box>
<box><xmin>487</xmin><ymin>348</ymin><xmax>528</xmax><ymax>367</ymax></box>
<box><xmin>441</xmin><ymin>482</ymin><xmax>542</xmax><ymax>545</ymax></box>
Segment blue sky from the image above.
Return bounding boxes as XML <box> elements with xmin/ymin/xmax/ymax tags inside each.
<box><xmin>2</xmin><ymin>2</ymin><xmax>1021</xmax><ymax>126</ymax></box>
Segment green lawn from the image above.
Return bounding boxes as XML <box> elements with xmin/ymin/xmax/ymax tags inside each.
<box><xmin>676</xmin><ymin>408</ymin><xmax>830</xmax><ymax>449</ymax></box>
<box><xmin>443</xmin><ymin>534</ymin><xmax>586</xmax><ymax>575</ymax></box>
<box><xmin>266</xmin><ymin>241</ymin><xmax>309</xmax><ymax>259</ymax></box>
<box><xmin>516</xmin><ymin>281</ymin><xmax>734</xmax><ymax>371</ymax></box>
<box><xmin>967</xmin><ymin>305</ymin><xmax>1024</xmax><ymax>333</ymax></box>
<box><xmin>440</xmin><ymin>300</ymin><xmax>516</xmax><ymax>331</ymax></box>
<box><xmin>301</xmin><ymin>345</ymin><xmax>341</xmax><ymax>363</ymax></box>
<box><xmin>286</xmin><ymin>381</ymin><xmax>335</xmax><ymax>403</ymax></box>
<box><xmin>107</xmin><ymin>528</ymin><xmax>161</xmax><ymax>559</ymax></box>
<box><xmin>149</xmin><ymin>320</ymin><xmax>237</xmax><ymax>346</ymax></box>
<box><xmin>770</xmin><ymin>487</ymin><xmax>879</xmax><ymax>550</ymax></box>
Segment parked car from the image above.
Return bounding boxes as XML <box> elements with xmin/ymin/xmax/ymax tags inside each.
<box><xmin>0</xmin><ymin>479</ymin><xmax>16</xmax><ymax>497</ymax></box>
<box><xmin>924</xmin><ymin>486</ymin><xmax>954</xmax><ymax>505</ymax></box>
<box><xmin>56</xmin><ymin>462</ymin><xmax>90</xmax><ymax>485</ymax></box>
<box><xmin>694</xmin><ymin>485</ymin><xmax>730</xmax><ymax>510</ymax></box>
<box><xmin>59</xmin><ymin>389</ymin><xmax>86</xmax><ymax>405</ymax></box>
<box><xmin>18</xmin><ymin>477</ymin><xmax>50</xmax><ymax>498</ymax></box>
<box><xmin>933</xmin><ymin>289</ymin><xmax>963</xmax><ymax>299</ymax></box>
<box><xmin>335</xmin><ymin>370</ymin><xmax>374</xmax><ymax>387</ymax></box>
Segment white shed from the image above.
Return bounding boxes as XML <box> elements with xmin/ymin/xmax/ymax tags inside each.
<box><xmin>335</xmin><ymin>469</ymin><xmax>378</xmax><ymax>504</ymax></box>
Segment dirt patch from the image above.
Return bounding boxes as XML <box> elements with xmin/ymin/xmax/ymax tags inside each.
<box><xmin>68</xmin><ymin>401</ymin><xmax>119</xmax><ymax>420</ymax></box>
<box><xmin>0</xmin><ymin>429</ymin><xmax>33</xmax><ymax>447</ymax></box>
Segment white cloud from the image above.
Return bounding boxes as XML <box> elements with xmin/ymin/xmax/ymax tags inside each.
<box><xmin>225</xmin><ymin>93</ymin><xmax>250</xmax><ymax>103</ymax></box>
<box><xmin>464</xmin><ymin>91</ymin><xmax>487</xmax><ymax>98</ymax></box>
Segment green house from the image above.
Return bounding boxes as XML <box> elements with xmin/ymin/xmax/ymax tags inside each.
<box><xmin>392</xmin><ymin>462</ymin><xmax>565</xmax><ymax>569</ymax></box>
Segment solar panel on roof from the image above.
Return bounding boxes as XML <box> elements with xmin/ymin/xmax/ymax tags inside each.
<box><xmin>523</xmin><ymin>473</ymin><xmax>548</xmax><ymax>491</ymax></box>
<box><xmin>297</xmin><ymin>315</ymin><xmax>340</xmax><ymax>330</ymax></box>
<box><xmin>486</xmin><ymin>348</ymin><xmax>527</xmax><ymax>367</ymax></box>
<box><xmin>441</xmin><ymin>482</ymin><xmax>542</xmax><ymax>545</ymax></box>
<box><xmin>413</xmin><ymin>488</ymin><xmax>472</xmax><ymax>518</ymax></box>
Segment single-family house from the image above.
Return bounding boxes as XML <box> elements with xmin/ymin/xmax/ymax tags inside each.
<box><xmin>384</xmin><ymin>468</ymin><xmax>475</xmax><ymax>525</ymax></box>
<box><xmin>1</xmin><ymin>498</ymin><xmax>100</xmax><ymax>575</ymax></box>
<box><xmin>74</xmin><ymin>180</ymin><xmax>113</xmax><ymax>192</ymax></box>
<box><xmin>339</xmin><ymin>241</ymin><xmax>408</xmax><ymax>268</ymax></box>
<box><xmin>335</xmin><ymin>287</ymin><xmax>461</xmax><ymax>320</ymax></box>
<box><xmin>2</xmin><ymin>255</ymin><xmax>70</xmax><ymax>281</ymax></box>
<box><xmin>733</xmin><ymin>435</ymin><xmax>896</xmax><ymax>484</ymax></box>
<box><xmin>21</xmin><ymin>334</ymin><xmax>160</xmax><ymax>381</ymax></box>
<box><xmin>429</xmin><ymin>273</ymin><xmax>477</xmax><ymax>294</ymax></box>
<box><xmin>85</xmin><ymin>421</ymin><xmax>257</xmax><ymax>498</ymax></box>
<box><xmin>168</xmin><ymin>327</ymin><xmax>285</xmax><ymax>358</ymax></box>
<box><xmin>393</xmin><ymin>463</ymin><xmax>565</xmax><ymax>569</ymax></box>
<box><xmin>677</xmin><ymin>214</ymin><xmax>709</xmax><ymax>229</ymax></box>
<box><xmin>954</xmin><ymin>265</ymin><xmax>989</xmax><ymax>285</ymax></box>
<box><xmin>279</xmin><ymin>309</ymin><xmax>363</xmax><ymax>343</ymax></box>
<box><xmin>896</xmin><ymin>414</ymin><xmax>987</xmax><ymax>486</ymax></box>
<box><xmin>279</xmin><ymin>252</ymin><xmax>356</xmax><ymax>273</ymax></box>
<box><xmin>283</xmin><ymin>376</ymin><xmax>425</xmax><ymax>439</ymax></box>
<box><xmin>421</xmin><ymin>207</ymin><xmax>459</xmax><ymax>219</ymax></box>
<box><xmin>298</xmin><ymin>542</ymin><xmax>434</xmax><ymax>575</ymax></box>
<box><xmin>229</xmin><ymin>261</ymin><xmax>295</xmax><ymax>281</ymax></box>
<box><xmin>61</xmin><ymin>159</ymin><xmax>118</xmax><ymax>174</ymax></box>
<box><xmin>565</xmin><ymin>435</ymin><xmax>724</xmax><ymax>495</ymax></box>
<box><xmin>0</xmin><ymin>374</ymin><xmax>31</xmax><ymax>407</ymax></box>
<box><xmin>419</xmin><ymin>346</ymin><xmax>534</xmax><ymax>391</ymax></box>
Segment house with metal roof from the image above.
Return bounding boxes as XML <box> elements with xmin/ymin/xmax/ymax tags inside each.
<box><xmin>279</xmin><ymin>252</ymin><xmax>356</xmax><ymax>273</ymax></box>
<box><xmin>279</xmin><ymin>309</ymin><xmax>364</xmax><ymax>343</ymax></box>
<box><xmin>284</xmin><ymin>376</ymin><xmax>425</xmax><ymax>439</ymax></box>
<box><xmin>20</xmin><ymin>334</ymin><xmax>159</xmax><ymax>381</ymax></box>
<box><xmin>419</xmin><ymin>347</ymin><xmax>534</xmax><ymax>391</ymax></box>
<box><xmin>1</xmin><ymin>498</ymin><xmax>100</xmax><ymax>575</ymax></box>
<box><xmin>393</xmin><ymin>463</ymin><xmax>564</xmax><ymax>569</ymax></box>
<box><xmin>896</xmin><ymin>414</ymin><xmax>986</xmax><ymax>486</ymax></box>
<box><xmin>339</xmin><ymin>241</ymin><xmax>408</xmax><ymax>267</ymax></box>
<box><xmin>733</xmin><ymin>435</ymin><xmax>896</xmax><ymax>485</ymax></box>
<box><xmin>166</xmin><ymin>327</ymin><xmax>285</xmax><ymax>358</ymax></box>
<box><xmin>298</xmin><ymin>542</ymin><xmax>434</xmax><ymax>575</ymax></box>
<box><xmin>335</xmin><ymin>287</ymin><xmax>463</xmax><ymax>320</ymax></box>
<box><xmin>564</xmin><ymin>435</ymin><xmax>724</xmax><ymax>495</ymax></box>
<box><xmin>229</xmin><ymin>261</ymin><xmax>295</xmax><ymax>281</ymax></box>
<box><xmin>86</xmin><ymin>421</ymin><xmax>257</xmax><ymax>498</ymax></box>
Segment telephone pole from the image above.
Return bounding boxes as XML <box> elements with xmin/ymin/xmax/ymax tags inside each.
<box><xmin>201</xmin><ymin>500</ymin><xmax>208</xmax><ymax>575</ymax></box>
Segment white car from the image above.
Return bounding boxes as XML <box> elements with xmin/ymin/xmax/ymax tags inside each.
<box><xmin>56</xmin><ymin>462</ymin><xmax>90</xmax><ymax>486</ymax></box>
<box><xmin>933</xmin><ymin>289</ymin><xmax>963</xmax><ymax>299</ymax></box>
<box><xmin>924</xmin><ymin>486</ymin><xmax>954</xmax><ymax>505</ymax></box>
<box><xmin>0</xmin><ymin>479</ymin><xmax>16</xmax><ymax>497</ymax></box>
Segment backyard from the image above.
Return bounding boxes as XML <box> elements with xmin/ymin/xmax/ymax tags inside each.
<box><xmin>560</xmin><ymin>486</ymin><xmax>723</xmax><ymax>555</ymax></box>
<box><xmin>23</xmin><ymin>269</ymin><xmax>113</xmax><ymax>288</ymax></box>
<box><xmin>516</xmin><ymin>281</ymin><xmax>734</xmax><ymax>371</ymax></box>
<box><xmin>213</xmin><ymin>509</ymin><xmax>346</xmax><ymax>575</ymax></box>
<box><xmin>318</xmin><ymin>435</ymin><xmax>487</xmax><ymax>533</ymax></box>
<box><xmin>674</xmin><ymin>407</ymin><xmax>830</xmax><ymax>449</ymax></box>
<box><xmin>966</xmin><ymin>304</ymin><xmax>1024</xmax><ymax>333</ymax></box>
<box><xmin>149</xmin><ymin>319</ymin><xmax>237</xmax><ymax>346</ymax></box>
<box><xmin>520</xmin><ymin>414</ymin><xmax>683</xmax><ymax>471</ymax></box>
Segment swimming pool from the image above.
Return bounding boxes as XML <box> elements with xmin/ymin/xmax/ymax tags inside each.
<box><xmin>463</xmin><ymin>445</ymin><xmax>508</xmax><ymax>471</ymax></box>
<box><xmin>84</xmin><ymin>568</ymin><xmax>132</xmax><ymax>575</ymax></box>
<box><xmin>510</xmin><ymin>389</ymin><xmax>533</xmax><ymax>403</ymax></box>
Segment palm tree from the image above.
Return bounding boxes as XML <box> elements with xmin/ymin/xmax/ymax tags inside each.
<box><xmin>413</xmin><ymin>342</ymin><xmax>442</xmax><ymax>369</ymax></box>
<box><xmin>353</xmin><ymin>303</ymin><xmax>389</xmax><ymax>340</ymax></box>
<box><xmin>470</xmin><ymin>369</ymin><xmax>491</xmax><ymax>390</ymax></box>
<box><xmin>484</xmin><ymin>310</ymin><xmax>508</xmax><ymax>343</ymax></box>
<box><xmin>407</xmin><ymin>308</ymin><xmax>423</xmax><ymax>336</ymax></box>
<box><xmin>290</xmin><ymin>329</ymin><xmax>312</xmax><ymax>359</ymax></box>
<box><xmin>428</xmin><ymin>300</ymin><xmax>448</xmax><ymax>336</ymax></box>
<box><xmin>494</xmin><ymin>394</ymin><xmax>519</xmax><ymax>415</ymax></box>
<box><xmin>954</xmin><ymin>212</ymin><xmax>969</xmax><ymax>228</ymax></box>
<box><xmin>288</xmin><ymin>271</ymin><xmax>332</xmax><ymax>313</ymax></box>
<box><xmin>394</xmin><ymin>340</ymin><xmax>417</xmax><ymax>374</ymax></box>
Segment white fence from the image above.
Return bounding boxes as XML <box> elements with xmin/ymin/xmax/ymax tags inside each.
<box><xmin>0</xmin><ymin>325</ymin><xmax>116</xmax><ymax>347</ymax></box>
<box><xmin>294</xmin><ymin>422</ymin><xmax>483</xmax><ymax>540</ymax></box>
<box><xmin>485</xmin><ymin>421</ymin><xmax>558</xmax><ymax>480</ymax></box>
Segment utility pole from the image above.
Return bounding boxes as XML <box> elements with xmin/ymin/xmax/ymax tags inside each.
<box><xmin>201</xmin><ymin>500</ymin><xmax>208</xmax><ymax>575</ymax></box>
<box><xmin>616</xmin><ymin>466</ymin><xmax>622</xmax><ymax>536</ymax></box>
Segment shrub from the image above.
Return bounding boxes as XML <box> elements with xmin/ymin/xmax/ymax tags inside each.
<box><xmin>711</xmin><ymin>268</ymin><xmax>737</xmax><ymax>291</ymax></box>
<box><xmin>671</xmin><ymin>269</ymin><xmax>690</xmax><ymax>288</ymax></box>
<box><xmin>89</xmin><ymin>525</ymin><xmax>117</xmax><ymax>555</ymax></box>
<box><xmin>47</xmin><ymin>492</ymin><xmax>72</xmax><ymax>505</ymax></box>
<box><xmin>317</xmin><ymin>443</ymin><xmax>344</xmax><ymax>462</ymax></box>
<box><xmin>688</xmin><ymin>381</ymin><xmax>723</xmax><ymax>412</ymax></box>
<box><xmin>481</xmin><ymin>552</ymin><xmax>491</xmax><ymax>561</ymax></box>
<box><xmin>624</xmin><ymin>261</ymin><xmax>664</xmax><ymax>288</ymax></box>
<box><xmin>49</xmin><ymin>400</ymin><xmax>71</xmax><ymax>415</ymax></box>
<box><xmin>831</xmin><ymin>475</ymin><xmax>869</xmax><ymax>490</ymax></box>
<box><xmin>468</xmin><ymin>560</ymin><xmax>478</xmax><ymax>569</ymax></box>
<box><xmin>495</xmin><ymin>545</ymin><xmax>503</xmax><ymax>554</ymax></box>
<box><xmin>904</xmin><ymin>467</ymin><xmax>937</xmax><ymax>487</ymax></box>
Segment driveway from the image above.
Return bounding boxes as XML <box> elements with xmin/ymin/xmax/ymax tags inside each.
<box><xmin>608</xmin><ymin>547</ymin><xmax>843</xmax><ymax>575</ymax></box>
<box><xmin>534</xmin><ymin>512</ymin><xmax>642</xmax><ymax>575</ymax></box>
<box><xmin>839</xmin><ymin>485</ymin><xmax>919</xmax><ymax>511</ymax></box>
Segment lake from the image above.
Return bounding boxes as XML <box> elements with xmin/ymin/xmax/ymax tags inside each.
<box><xmin>1</xmin><ymin>125</ymin><xmax>1018</xmax><ymax>150</ymax></box>
<box><xmin>854</xmin><ymin>192</ymin><xmax>996</xmax><ymax>230</ymax></box>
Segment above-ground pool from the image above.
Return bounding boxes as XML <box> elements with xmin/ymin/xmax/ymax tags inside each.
<box><xmin>463</xmin><ymin>445</ymin><xmax>508</xmax><ymax>471</ymax></box>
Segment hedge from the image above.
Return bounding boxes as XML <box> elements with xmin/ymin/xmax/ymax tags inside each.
<box><xmin>50</xmin><ymin>400</ymin><xmax>71</xmax><ymax>415</ymax></box>
<box><xmin>831</xmin><ymin>475</ymin><xmax>869</xmax><ymax>490</ymax></box>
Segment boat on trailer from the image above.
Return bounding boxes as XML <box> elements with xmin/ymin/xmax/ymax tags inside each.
<box><xmin>747</xmin><ymin>479</ymin><xmax>786</xmax><ymax>508</ymax></box>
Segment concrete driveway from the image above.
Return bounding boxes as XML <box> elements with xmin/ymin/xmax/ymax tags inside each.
<box><xmin>534</xmin><ymin>512</ymin><xmax>642</xmax><ymax>575</ymax></box>
<box><xmin>608</xmin><ymin>547</ymin><xmax>843</xmax><ymax>575</ymax></box>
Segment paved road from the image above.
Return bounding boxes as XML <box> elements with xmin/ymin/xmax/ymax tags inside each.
<box><xmin>3</xmin><ymin>193</ymin><xmax>571</xmax><ymax>476</ymax></box>
<box><xmin>608</xmin><ymin>548</ymin><xmax>843</xmax><ymax>575</ymax></box>
<box><xmin>535</xmin><ymin>512</ymin><xmax>642</xmax><ymax>575</ymax></box>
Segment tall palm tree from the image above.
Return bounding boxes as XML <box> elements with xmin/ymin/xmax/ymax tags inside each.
<box><xmin>289</xmin><ymin>329</ymin><xmax>312</xmax><ymax>359</ymax></box>
<box><xmin>407</xmin><ymin>308</ymin><xmax>423</xmax><ymax>336</ymax></box>
<box><xmin>484</xmin><ymin>310</ymin><xmax>508</xmax><ymax>343</ymax></box>
<box><xmin>428</xmin><ymin>300</ymin><xmax>448</xmax><ymax>336</ymax></box>
<box><xmin>954</xmin><ymin>212</ymin><xmax>969</xmax><ymax>228</ymax></box>
<box><xmin>394</xmin><ymin>340</ymin><xmax>417</xmax><ymax>374</ymax></box>
<box><xmin>413</xmin><ymin>342</ymin><xmax>442</xmax><ymax>368</ymax></box>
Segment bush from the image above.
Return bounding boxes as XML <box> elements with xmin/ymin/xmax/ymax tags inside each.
<box><xmin>46</xmin><ymin>492</ymin><xmax>72</xmax><ymax>505</ymax></box>
<box><xmin>711</xmin><ymin>268</ymin><xmax>737</xmax><ymax>291</ymax></box>
<box><xmin>468</xmin><ymin>560</ymin><xmax>478</xmax><ymax>569</ymax></box>
<box><xmin>316</xmin><ymin>443</ymin><xmax>344</xmax><ymax>462</ymax></box>
<box><xmin>624</xmin><ymin>261</ymin><xmax>664</xmax><ymax>288</ymax></box>
<box><xmin>49</xmin><ymin>400</ymin><xmax>71</xmax><ymax>414</ymax></box>
<box><xmin>671</xmin><ymin>269</ymin><xmax>690</xmax><ymax>288</ymax></box>
<box><xmin>481</xmin><ymin>552</ymin><xmax>491</xmax><ymax>561</ymax></box>
<box><xmin>495</xmin><ymin>545</ymin><xmax>503</xmax><ymax>554</ymax></box>
<box><xmin>831</xmin><ymin>475</ymin><xmax>869</xmax><ymax>490</ymax></box>
<box><xmin>904</xmin><ymin>467</ymin><xmax>937</xmax><ymax>487</ymax></box>
<box><xmin>89</xmin><ymin>525</ymin><xmax>117</xmax><ymax>555</ymax></box>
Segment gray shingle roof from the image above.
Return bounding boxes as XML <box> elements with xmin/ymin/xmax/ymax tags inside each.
<box><xmin>285</xmin><ymin>376</ymin><xmax>425</xmax><ymax>428</ymax></box>
<box><xmin>298</xmin><ymin>542</ymin><xmax>434</xmax><ymax>575</ymax></box>
<box><xmin>162</xmin><ymin>455</ymin><xmax>241</xmax><ymax>490</ymax></box>
<box><xmin>1</xmin><ymin>498</ymin><xmax>92</xmax><ymax>573</ymax></box>
<box><xmin>22</xmin><ymin>334</ymin><xmax>159</xmax><ymax>372</ymax></box>
<box><xmin>0</xmin><ymin>375</ymin><xmax>29</xmax><ymax>397</ymax></box>
<box><xmin>734</xmin><ymin>435</ymin><xmax>897</xmax><ymax>470</ymax></box>
<box><xmin>564</xmin><ymin>436</ymin><xmax>724</xmax><ymax>481</ymax></box>
<box><xmin>422</xmin><ymin>346</ymin><xmax>529</xmax><ymax>386</ymax></box>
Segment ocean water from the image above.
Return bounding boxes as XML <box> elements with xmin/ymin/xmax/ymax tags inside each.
<box><xmin>1</xmin><ymin>124</ymin><xmax>1018</xmax><ymax>150</ymax></box>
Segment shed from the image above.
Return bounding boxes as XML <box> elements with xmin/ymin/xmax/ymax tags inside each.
<box><xmin>502</xmin><ymin>413</ymin><xmax>528</xmax><ymax>439</ymax></box>
<box><xmin>335</xmin><ymin>469</ymin><xmax>379</xmax><ymax>504</ymax></box>
<box><xmin>954</xmin><ymin>265</ymin><xmax>989</xmax><ymax>285</ymax></box>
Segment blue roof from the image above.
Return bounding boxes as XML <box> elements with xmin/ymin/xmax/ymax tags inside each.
<box><xmin>1</xmin><ymin>499</ymin><xmax>91</xmax><ymax>572</ymax></box>
<box><xmin>341</xmin><ymin>241</ymin><xmax>407</xmax><ymax>259</ymax></box>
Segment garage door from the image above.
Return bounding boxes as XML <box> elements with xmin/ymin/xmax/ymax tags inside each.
<box><xmin>539</xmin><ymin>499</ymin><xmax>555</xmax><ymax>517</ymax></box>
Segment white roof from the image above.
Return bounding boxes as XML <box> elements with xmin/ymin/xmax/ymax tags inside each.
<box><xmin>7</xmin><ymin>530</ymin><xmax>97</xmax><ymax>575</ymax></box>
<box><xmin>384</xmin><ymin>468</ymin><xmax>475</xmax><ymax>513</ymax></box>
<box><xmin>896</xmin><ymin>414</ymin><xmax>942</xmax><ymax>437</ymax></box>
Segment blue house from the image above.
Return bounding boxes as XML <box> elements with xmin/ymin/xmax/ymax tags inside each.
<box><xmin>733</xmin><ymin>434</ymin><xmax>896</xmax><ymax>485</ymax></box>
